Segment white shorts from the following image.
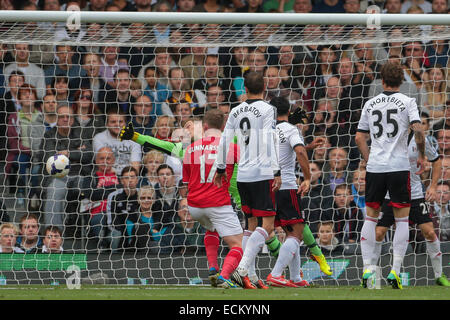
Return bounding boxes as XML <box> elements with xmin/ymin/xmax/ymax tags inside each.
<box><xmin>188</xmin><ymin>205</ymin><xmax>243</xmax><ymax>238</ymax></box>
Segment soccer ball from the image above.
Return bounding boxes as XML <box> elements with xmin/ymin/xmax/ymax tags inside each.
<box><xmin>46</xmin><ymin>154</ymin><xmax>70</xmax><ymax>178</ymax></box>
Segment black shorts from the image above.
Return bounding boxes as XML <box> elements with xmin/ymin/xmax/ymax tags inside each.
<box><xmin>237</xmin><ymin>180</ymin><xmax>276</xmax><ymax>217</ymax></box>
<box><xmin>365</xmin><ymin>171</ymin><xmax>411</xmax><ymax>210</ymax></box>
<box><xmin>378</xmin><ymin>198</ymin><xmax>432</xmax><ymax>228</ymax></box>
<box><xmin>275</xmin><ymin>189</ymin><xmax>305</xmax><ymax>227</ymax></box>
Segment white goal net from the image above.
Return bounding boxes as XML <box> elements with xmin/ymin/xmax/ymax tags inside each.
<box><xmin>0</xmin><ymin>10</ymin><xmax>449</xmax><ymax>286</ymax></box>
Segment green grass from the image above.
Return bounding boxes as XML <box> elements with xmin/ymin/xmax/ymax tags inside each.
<box><xmin>0</xmin><ymin>285</ymin><xmax>448</xmax><ymax>300</ymax></box>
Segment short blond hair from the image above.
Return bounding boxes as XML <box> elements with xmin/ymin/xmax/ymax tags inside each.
<box><xmin>138</xmin><ymin>185</ymin><xmax>156</xmax><ymax>200</ymax></box>
<box><xmin>143</xmin><ymin>150</ymin><xmax>165</xmax><ymax>165</ymax></box>
<box><xmin>0</xmin><ymin>223</ymin><xmax>19</xmax><ymax>235</ymax></box>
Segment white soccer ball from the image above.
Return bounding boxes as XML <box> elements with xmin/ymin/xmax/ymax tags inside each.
<box><xmin>46</xmin><ymin>154</ymin><xmax>70</xmax><ymax>178</ymax></box>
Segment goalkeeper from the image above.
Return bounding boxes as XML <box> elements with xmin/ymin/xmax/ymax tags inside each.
<box><xmin>119</xmin><ymin>115</ymin><xmax>332</xmax><ymax>275</ymax></box>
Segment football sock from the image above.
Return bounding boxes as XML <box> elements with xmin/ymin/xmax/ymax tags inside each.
<box><xmin>204</xmin><ymin>230</ymin><xmax>220</xmax><ymax>271</ymax></box>
<box><xmin>373</xmin><ymin>241</ymin><xmax>383</xmax><ymax>266</ymax></box>
<box><xmin>303</xmin><ymin>224</ymin><xmax>322</xmax><ymax>257</ymax></box>
<box><xmin>392</xmin><ymin>217</ymin><xmax>409</xmax><ymax>275</ymax></box>
<box><xmin>426</xmin><ymin>236</ymin><xmax>442</xmax><ymax>279</ymax></box>
<box><xmin>265</xmin><ymin>235</ymin><xmax>281</xmax><ymax>258</ymax></box>
<box><xmin>238</xmin><ymin>227</ymin><xmax>268</xmax><ymax>277</ymax></box>
<box><xmin>289</xmin><ymin>245</ymin><xmax>302</xmax><ymax>282</ymax></box>
<box><xmin>271</xmin><ymin>236</ymin><xmax>300</xmax><ymax>278</ymax></box>
<box><xmin>220</xmin><ymin>247</ymin><xmax>243</xmax><ymax>279</ymax></box>
<box><xmin>242</xmin><ymin>230</ymin><xmax>257</xmax><ymax>279</ymax></box>
<box><xmin>360</xmin><ymin>216</ymin><xmax>379</xmax><ymax>271</ymax></box>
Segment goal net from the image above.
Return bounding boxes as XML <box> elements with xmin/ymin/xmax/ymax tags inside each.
<box><xmin>0</xmin><ymin>11</ymin><xmax>449</xmax><ymax>287</ymax></box>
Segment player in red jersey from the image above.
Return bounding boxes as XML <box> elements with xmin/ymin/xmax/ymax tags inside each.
<box><xmin>182</xmin><ymin>109</ymin><xmax>243</xmax><ymax>288</ymax></box>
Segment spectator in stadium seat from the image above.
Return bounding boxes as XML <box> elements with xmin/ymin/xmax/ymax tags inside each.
<box><xmin>435</xmin><ymin>128</ymin><xmax>450</xmax><ymax>157</ymax></box>
<box><xmin>179</xmin><ymin>35</ymin><xmax>208</xmax><ymax>89</ymax></box>
<box><xmin>105</xmin><ymin>166</ymin><xmax>140</xmax><ymax>251</ymax></box>
<box><xmin>173</xmin><ymin>101</ymin><xmax>193</xmax><ymax>126</ymax></box>
<box><xmin>338</xmin><ymin>56</ymin><xmax>371</xmax><ymax>104</ymax></box>
<box><xmin>264</xmin><ymin>65</ymin><xmax>301</xmax><ymax>107</ymax></box>
<box><xmin>308</xmin><ymin>135</ymin><xmax>331</xmax><ymax>168</ymax></box>
<box><xmin>102</xmin><ymin>69</ymin><xmax>136</xmax><ymax>115</ymax></box>
<box><xmin>193</xmin><ymin>54</ymin><xmax>237</xmax><ymax>107</ymax></box>
<box><xmin>0</xmin><ymin>223</ymin><xmax>24</xmax><ymax>253</ymax></box>
<box><xmin>83</xmin><ymin>0</ymin><xmax>109</xmax><ymax>11</ymax></box>
<box><xmin>402</xmin><ymin>41</ymin><xmax>429</xmax><ymax>90</ymax></box>
<box><xmin>74</xmin><ymin>53</ymin><xmax>107</xmax><ymax>105</ymax></box>
<box><xmin>351</xmin><ymin>168</ymin><xmax>366</xmax><ymax>215</ymax></box>
<box><xmin>312</xmin><ymin>0</ymin><xmax>345</xmax><ymax>13</ymax></box>
<box><xmin>221</xmin><ymin>46</ymin><xmax>248</xmax><ymax>103</ymax></box>
<box><xmin>291</xmin><ymin>57</ymin><xmax>316</xmax><ymax>113</ymax></box>
<box><xmin>72</xmin><ymin>87</ymin><xmax>105</xmax><ymax>140</ymax></box>
<box><xmin>41</xmin><ymin>105</ymin><xmax>94</xmax><ymax>228</ymax></box>
<box><xmin>322</xmin><ymin>146</ymin><xmax>353</xmax><ymax>192</ymax></box>
<box><xmin>177</xmin><ymin>0</ymin><xmax>196</xmax><ymax>12</ymax></box>
<box><xmin>343</xmin><ymin>0</ymin><xmax>360</xmax><ymax>12</ymax></box>
<box><xmin>314</xmin><ymin>45</ymin><xmax>338</xmax><ymax>89</ymax></box>
<box><xmin>4</xmin><ymin>43</ymin><xmax>46</xmax><ymax>99</ymax></box>
<box><xmin>152</xmin><ymin>115</ymin><xmax>176</xmax><ymax>141</ymax></box>
<box><xmin>139</xmin><ymin>150</ymin><xmax>165</xmax><ymax>188</ymax></box>
<box><xmin>131</xmin><ymin>94</ymin><xmax>156</xmax><ymax>136</ymax></box>
<box><xmin>305</xmin><ymin>98</ymin><xmax>338</xmax><ymax>139</ymax></box>
<box><xmin>193</xmin><ymin>85</ymin><xmax>226</xmax><ymax>116</ymax></box>
<box><xmin>351</xmin><ymin>42</ymin><xmax>384</xmax><ymax>83</ymax></box>
<box><xmin>101</xmin><ymin>4</ymin><xmax>131</xmax><ymax>43</ymax></box>
<box><xmin>431</xmin><ymin>0</ymin><xmax>448</xmax><ymax>13</ymax></box>
<box><xmin>152</xmin><ymin>164</ymin><xmax>186</xmax><ymax>253</ymax></box>
<box><xmin>383</xmin><ymin>0</ymin><xmax>402</xmax><ymax>13</ymax></box>
<box><xmin>245</xmin><ymin>49</ymin><xmax>267</xmax><ymax>74</ymax></box>
<box><xmin>81</xmin><ymin>146</ymin><xmax>120</xmax><ymax>247</ymax></box>
<box><xmin>110</xmin><ymin>0</ymin><xmax>136</xmax><ymax>11</ymax></box>
<box><xmin>163</xmin><ymin>67</ymin><xmax>194</xmax><ymax>115</ymax></box>
<box><xmin>430</xmin><ymin>181</ymin><xmax>450</xmax><ymax>241</ymax></box>
<box><xmin>16</xmin><ymin>213</ymin><xmax>42</xmax><ymax>253</ymax></box>
<box><xmin>422</xmin><ymin>66</ymin><xmax>448</xmax><ymax>123</ymax></box>
<box><xmin>149</xmin><ymin>0</ymin><xmax>173</xmax><ymax>43</ymax></box>
<box><xmin>193</xmin><ymin>0</ymin><xmax>225</xmax><ymax>12</ymax></box>
<box><xmin>327</xmin><ymin>184</ymin><xmax>364</xmax><ymax>243</ymax></box>
<box><xmin>301</xmin><ymin>161</ymin><xmax>334</xmax><ymax>234</ymax></box>
<box><xmin>6</xmin><ymin>84</ymin><xmax>43</xmax><ymax>205</ymax></box>
<box><xmin>426</xmin><ymin>25</ymin><xmax>449</xmax><ymax>69</ymax></box>
<box><xmin>99</xmin><ymin>45</ymin><xmax>129</xmax><ymax>89</ymax></box>
<box><xmin>143</xmin><ymin>66</ymin><xmax>172</xmax><ymax>116</ymax></box>
<box><xmin>0</xmin><ymin>43</ymin><xmax>13</xmax><ymax>97</ymax></box>
<box><xmin>0</xmin><ymin>71</ymin><xmax>24</xmax><ymax>173</ymax></box>
<box><xmin>44</xmin><ymin>43</ymin><xmax>86</xmax><ymax>91</ymax></box>
<box><xmin>276</xmin><ymin>45</ymin><xmax>297</xmax><ymax>89</ymax></box>
<box><xmin>138</xmin><ymin>47</ymin><xmax>177</xmax><ymax>90</ymax></box>
<box><xmin>440</xmin><ymin>157</ymin><xmax>450</xmax><ymax>181</ymax></box>
<box><xmin>315</xmin><ymin>221</ymin><xmax>343</xmax><ymax>255</ymax></box>
<box><xmin>39</xmin><ymin>226</ymin><xmax>64</xmax><ymax>253</ymax></box>
<box><xmin>93</xmin><ymin>110</ymin><xmax>142</xmax><ymax>174</ymax></box>
<box><xmin>51</xmin><ymin>75</ymin><xmax>71</xmax><ymax>105</ymax></box>
<box><xmin>401</xmin><ymin>0</ymin><xmax>432</xmax><ymax>13</ymax></box>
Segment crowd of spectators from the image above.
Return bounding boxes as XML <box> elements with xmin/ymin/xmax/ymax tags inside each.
<box><xmin>0</xmin><ymin>0</ymin><xmax>449</xmax><ymax>255</ymax></box>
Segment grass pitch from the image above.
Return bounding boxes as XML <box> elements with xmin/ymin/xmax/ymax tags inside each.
<box><xmin>0</xmin><ymin>285</ymin><xmax>448</xmax><ymax>300</ymax></box>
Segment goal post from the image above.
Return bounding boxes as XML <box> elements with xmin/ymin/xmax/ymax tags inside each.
<box><xmin>0</xmin><ymin>11</ymin><xmax>448</xmax><ymax>286</ymax></box>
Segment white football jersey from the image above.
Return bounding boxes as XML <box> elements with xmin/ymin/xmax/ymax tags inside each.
<box><xmin>216</xmin><ymin>99</ymin><xmax>280</xmax><ymax>182</ymax></box>
<box><xmin>277</xmin><ymin>121</ymin><xmax>305</xmax><ymax>190</ymax></box>
<box><xmin>357</xmin><ymin>91</ymin><xmax>421</xmax><ymax>173</ymax></box>
<box><xmin>386</xmin><ymin>132</ymin><xmax>440</xmax><ymax>200</ymax></box>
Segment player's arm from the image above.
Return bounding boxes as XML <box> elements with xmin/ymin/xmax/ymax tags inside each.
<box><xmin>267</xmin><ymin>108</ymin><xmax>281</xmax><ymax>192</ymax></box>
<box><xmin>294</xmin><ymin>144</ymin><xmax>310</xmax><ymax>196</ymax></box>
<box><xmin>355</xmin><ymin>131</ymin><xmax>370</xmax><ymax>163</ymax></box>
<box><xmin>119</xmin><ymin>122</ymin><xmax>184</xmax><ymax>159</ymax></box>
<box><xmin>424</xmin><ymin>138</ymin><xmax>442</xmax><ymax>202</ymax></box>
<box><xmin>410</xmin><ymin>121</ymin><xmax>426</xmax><ymax>175</ymax></box>
<box><xmin>214</xmin><ymin>116</ymin><xmax>235</xmax><ymax>188</ymax></box>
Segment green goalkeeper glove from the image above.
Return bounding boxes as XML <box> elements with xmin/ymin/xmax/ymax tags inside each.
<box><xmin>119</xmin><ymin>122</ymin><xmax>139</xmax><ymax>142</ymax></box>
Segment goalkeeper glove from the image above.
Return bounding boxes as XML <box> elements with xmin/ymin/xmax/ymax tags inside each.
<box><xmin>119</xmin><ymin>122</ymin><xmax>139</xmax><ymax>141</ymax></box>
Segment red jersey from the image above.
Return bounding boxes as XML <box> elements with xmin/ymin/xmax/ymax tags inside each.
<box><xmin>183</xmin><ymin>136</ymin><xmax>238</xmax><ymax>208</ymax></box>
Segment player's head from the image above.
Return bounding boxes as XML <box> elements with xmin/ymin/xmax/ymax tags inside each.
<box><xmin>270</xmin><ymin>96</ymin><xmax>290</xmax><ymax>116</ymax></box>
<box><xmin>380</xmin><ymin>62</ymin><xmax>404</xmax><ymax>88</ymax></box>
<box><xmin>183</xmin><ymin>116</ymin><xmax>204</xmax><ymax>141</ymax></box>
<box><xmin>244</xmin><ymin>71</ymin><xmax>265</xmax><ymax>95</ymax></box>
<box><xmin>203</xmin><ymin>109</ymin><xmax>225</xmax><ymax>132</ymax></box>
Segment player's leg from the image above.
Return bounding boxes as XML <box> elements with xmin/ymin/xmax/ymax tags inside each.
<box><xmin>388</xmin><ymin>171</ymin><xmax>412</xmax><ymax>289</ymax></box>
<box><xmin>373</xmin><ymin>199</ymin><xmax>395</xmax><ymax>267</ymax></box>
<box><xmin>304</xmin><ymin>224</ymin><xmax>332</xmax><ymax>276</ymax></box>
<box><xmin>267</xmin><ymin>222</ymin><xmax>304</xmax><ymax>288</ymax></box>
<box><xmin>361</xmin><ymin>172</ymin><xmax>386</xmax><ymax>280</ymax></box>
<box><xmin>218</xmin><ymin>234</ymin><xmax>244</xmax><ymax>288</ymax></box>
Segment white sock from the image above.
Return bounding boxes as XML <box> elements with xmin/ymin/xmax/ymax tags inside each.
<box><xmin>392</xmin><ymin>217</ymin><xmax>409</xmax><ymax>274</ymax></box>
<box><xmin>361</xmin><ymin>216</ymin><xmax>379</xmax><ymax>271</ymax></box>
<box><xmin>242</xmin><ymin>230</ymin><xmax>258</xmax><ymax>279</ymax></box>
<box><xmin>238</xmin><ymin>227</ymin><xmax>268</xmax><ymax>277</ymax></box>
<box><xmin>288</xmin><ymin>243</ymin><xmax>302</xmax><ymax>282</ymax></box>
<box><xmin>426</xmin><ymin>237</ymin><xmax>442</xmax><ymax>279</ymax></box>
<box><xmin>271</xmin><ymin>236</ymin><xmax>300</xmax><ymax>278</ymax></box>
<box><xmin>372</xmin><ymin>241</ymin><xmax>383</xmax><ymax>266</ymax></box>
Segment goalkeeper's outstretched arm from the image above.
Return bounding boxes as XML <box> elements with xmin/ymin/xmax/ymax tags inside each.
<box><xmin>119</xmin><ymin>122</ymin><xmax>185</xmax><ymax>159</ymax></box>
